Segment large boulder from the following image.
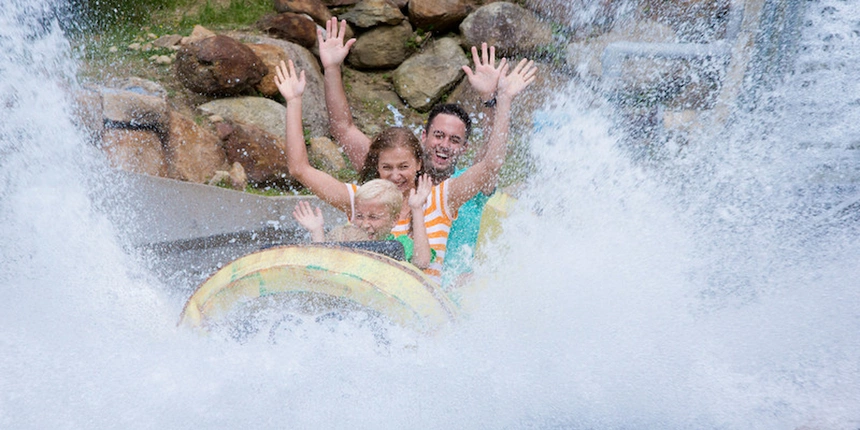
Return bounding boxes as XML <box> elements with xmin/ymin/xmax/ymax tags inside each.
<box><xmin>101</xmin><ymin>77</ymin><xmax>169</xmax><ymax>130</ymax></box>
<box><xmin>72</xmin><ymin>85</ymin><xmax>104</xmax><ymax>143</ymax></box>
<box><xmin>228</xmin><ymin>34</ymin><xmax>330</xmax><ymax>138</ymax></box>
<box><xmin>174</xmin><ymin>35</ymin><xmax>267</xmax><ymax>96</ymax></box>
<box><xmin>408</xmin><ymin>0</ymin><xmax>475</xmax><ymax>33</ymax></box>
<box><xmin>460</xmin><ymin>2</ymin><xmax>554</xmax><ymax>57</ymax></box>
<box><xmin>198</xmin><ymin>96</ymin><xmax>287</xmax><ymax>139</ymax></box>
<box><xmin>341</xmin><ymin>0</ymin><xmax>406</xmax><ymax>28</ymax></box>
<box><xmin>217</xmin><ymin>121</ymin><xmax>292</xmax><ymax>185</ymax></box>
<box><xmin>273</xmin><ymin>0</ymin><xmax>333</xmax><ymax>26</ymax></box>
<box><xmin>245</xmin><ymin>43</ymin><xmax>291</xmax><ymax>97</ymax></box>
<box><xmin>101</xmin><ymin>129</ymin><xmax>168</xmax><ymax>177</ymax></box>
<box><xmin>392</xmin><ymin>37</ymin><xmax>468</xmax><ymax>112</ymax></box>
<box><xmin>347</xmin><ymin>20</ymin><xmax>413</xmax><ymax>69</ymax></box>
<box><xmin>523</xmin><ymin>0</ymin><xmax>617</xmax><ymax>32</ymax></box>
<box><xmin>165</xmin><ymin>111</ymin><xmax>228</xmax><ymax>183</ymax></box>
<box><xmin>320</xmin><ymin>0</ymin><xmax>359</xmax><ymax>5</ymax></box>
<box><xmin>256</xmin><ymin>12</ymin><xmax>319</xmax><ymax>48</ymax></box>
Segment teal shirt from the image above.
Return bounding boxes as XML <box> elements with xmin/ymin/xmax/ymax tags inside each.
<box><xmin>442</xmin><ymin>168</ymin><xmax>493</xmax><ymax>286</ymax></box>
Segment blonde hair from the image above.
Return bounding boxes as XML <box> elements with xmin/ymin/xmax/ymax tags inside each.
<box><xmin>354</xmin><ymin>179</ymin><xmax>402</xmax><ymax>220</ymax></box>
<box><xmin>326</xmin><ymin>224</ymin><xmax>371</xmax><ymax>242</ymax></box>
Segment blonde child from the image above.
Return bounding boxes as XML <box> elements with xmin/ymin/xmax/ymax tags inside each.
<box><xmin>292</xmin><ymin>178</ymin><xmax>435</xmax><ymax>269</ymax></box>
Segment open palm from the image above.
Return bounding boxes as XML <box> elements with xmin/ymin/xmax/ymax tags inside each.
<box><xmin>498</xmin><ymin>58</ymin><xmax>537</xmax><ymax>100</ymax></box>
<box><xmin>274</xmin><ymin>60</ymin><xmax>306</xmax><ymax>101</ymax></box>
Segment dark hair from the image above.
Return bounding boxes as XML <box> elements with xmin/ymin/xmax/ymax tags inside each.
<box><xmin>425</xmin><ymin>103</ymin><xmax>472</xmax><ymax>140</ymax></box>
<box><xmin>358</xmin><ymin>127</ymin><xmax>423</xmax><ymax>184</ymax></box>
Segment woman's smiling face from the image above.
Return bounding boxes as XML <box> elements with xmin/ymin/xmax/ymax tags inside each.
<box><xmin>376</xmin><ymin>146</ymin><xmax>421</xmax><ymax>194</ymax></box>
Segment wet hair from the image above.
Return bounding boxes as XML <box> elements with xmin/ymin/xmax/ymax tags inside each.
<box><xmin>425</xmin><ymin>103</ymin><xmax>472</xmax><ymax>141</ymax></box>
<box><xmin>354</xmin><ymin>179</ymin><xmax>403</xmax><ymax>220</ymax></box>
<box><xmin>358</xmin><ymin>126</ymin><xmax>423</xmax><ymax>184</ymax></box>
<box><xmin>326</xmin><ymin>224</ymin><xmax>371</xmax><ymax>242</ymax></box>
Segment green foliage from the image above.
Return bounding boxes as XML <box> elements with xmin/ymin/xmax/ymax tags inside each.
<box><xmin>177</xmin><ymin>0</ymin><xmax>272</xmax><ymax>30</ymax></box>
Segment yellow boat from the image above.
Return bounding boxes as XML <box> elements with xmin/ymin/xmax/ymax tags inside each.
<box><xmin>178</xmin><ymin>192</ymin><xmax>514</xmax><ymax>335</ymax></box>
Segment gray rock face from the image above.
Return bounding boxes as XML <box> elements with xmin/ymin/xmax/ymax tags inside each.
<box><xmin>392</xmin><ymin>37</ymin><xmax>468</xmax><ymax>112</ymax></box>
<box><xmin>459</xmin><ymin>2</ymin><xmax>553</xmax><ymax>57</ymax></box>
<box><xmin>174</xmin><ymin>35</ymin><xmax>267</xmax><ymax>96</ymax></box>
<box><xmin>348</xmin><ymin>20</ymin><xmax>413</xmax><ymax>69</ymax></box>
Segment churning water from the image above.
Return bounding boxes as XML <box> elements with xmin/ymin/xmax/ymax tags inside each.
<box><xmin>1</xmin><ymin>0</ymin><xmax>859</xmax><ymax>428</ymax></box>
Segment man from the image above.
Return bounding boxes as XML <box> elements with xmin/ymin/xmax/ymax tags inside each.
<box><xmin>317</xmin><ymin>18</ymin><xmax>512</xmax><ymax>287</ymax></box>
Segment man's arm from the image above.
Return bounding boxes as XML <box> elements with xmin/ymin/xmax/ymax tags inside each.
<box><xmin>462</xmin><ymin>43</ymin><xmax>503</xmax><ymax>194</ymax></box>
<box><xmin>318</xmin><ymin>17</ymin><xmax>372</xmax><ymax>169</ymax></box>
<box><xmin>448</xmin><ymin>59</ymin><xmax>537</xmax><ymax>212</ymax></box>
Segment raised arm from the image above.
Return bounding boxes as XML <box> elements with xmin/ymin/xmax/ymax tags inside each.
<box><xmin>407</xmin><ymin>174</ymin><xmax>433</xmax><ymax>269</ymax></box>
<box><xmin>275</xmin><ymin>60</ymin><xmax>352</xmax><ymax>214</ymax></box>
<box><xmin>447</xmin><ymin>58</ymin><xmax>537</xmax><ymax>212</ymax></box>
<box><xmin>462</xmin><ymin>43</ymin><xmax>504</xmax><ymax>193</ymax></box>
<box><xmin>292</xmin><ymin>200</ymin><xmax>326</xmax><ymax>242</ymax></box>
<box><xmin>318</xmin><ymin>17</ymin><xmax>371</xmax><ymax>169</ymax></box>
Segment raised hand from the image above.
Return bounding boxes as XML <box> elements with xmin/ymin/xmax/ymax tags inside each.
<box><xmin>318</xmin><ymin>17</ymin><xmax>356</xmax><ymax>70</ymax></box>
<box><xmin>274</xmin><ymin>59</ymin><xmax>306</xmax><ymax>102</ymax></box>
<box><xmin>497</xmin><ymin>58</ymin><xmax>537</xmax><ymax>101</ymax></box>
<box><xmin>292</xmin><ymin>200</ymin><xmax>325</xmax><ymax>242</ymax></box>
<box><xmin>408</xmin><ymin>174</ymin><xmax>432</xmax><ymax>210</ymax></box>
<box><xmin>462</xmin><ymin>42</ymin><xmax>506</xmax><ymax>102</ymax></box>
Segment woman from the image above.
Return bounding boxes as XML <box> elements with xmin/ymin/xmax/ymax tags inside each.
<box><xmin>274</xmin><ymin>57</ymin><xmax>536</xmax><ymax>282</ymax></box>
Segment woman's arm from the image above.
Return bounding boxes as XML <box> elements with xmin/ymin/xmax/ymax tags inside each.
<box><xmin>407</xmin><ymin>174</ymin><xmax>433</xmax><ymax>269</ymax></box>
<box><xmin>275</xmin><ymin>60</ymin><xmax>352</xmax><ymax>214</ymax></box>
<box><xmin>318</xmin><ymin>17</ymin><xmax>372</xmax><ymax>169</ymax></box>
<box><xmin>447</xmin><ymin>58</ymin><xmax>537</xmax><ymax>213</ymax></box>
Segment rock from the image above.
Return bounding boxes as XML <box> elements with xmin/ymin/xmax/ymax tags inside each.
<box><xmin>153</xmin><ymin>34</ymin><xmax>183</xmax><ymax>48</ymax></box>
<box><xmin>308</xmin><ymin>136</ymin><xmax>347</xmax><ymax>172</ymax></box>
<box><xmin>101</xmin><ymin>129</ymin><xmax>168</xmax><ymax>177</ymax></box>
<box><xmin>408</xmin><ymin>0</ymin><xmax>475</xmax><ymax>33</ymax></box>
<box><xmin>392</xmin><ymin>37</ymin><xmax>468</xmax><ymax>112</ymax></box>
<box><xmin>273</xmin><ymin>0</ymin><xmax>333</xmax><ymax>26</ymax></box>
<box><xmin>101</xmin><ymin>78</ymin><xmax>169</xmax><ymax>129</ymax></box>
<box><xmin>174</xmin><ymin>35</ymin><xmax>267</xmax><ymax>96</ymax></box>
<box><xmin>338</xmin><ymin>68</ymin><xmax>415</xmax><ymax>141</ymax></box>
<box><xmin>640</xmin><ymin>0</ymin><xmax>731</xmax><ymax>42</ymax></box>
<box><xmin>342</xmin><ymin>0</ymin><xmax>406</xmax><ymax>28</ymax></box>
<box><xmin>257</xmin><ymin>12</ymin><xmax>319</xmax><ymax>49</ymax></box>
<box><xmin>228</xmin><ymin>33</ymin><xmax>329</xmax><ymax>138</ymax></box>
<box><xmin>198</xmin><ymin>96</ymin><xmax>287</xmax><ymax>139</ymax></box>
<box><xmin>460</xmin><ymin>2</ymin><xmax>554</xmax><ymax>57</ymax></box>
<box><xmin>246</xmin><ymin>43</ymin><xmax>291</xmax><ymax>97</ymax></box>
<box><xmin>347</xmin><ymin>20</ymin><xmax>413</xmax><ymax>69</ymax></box>
<box><xmin>320</xmin><ymin>0</ymin><xmax>359</xmax><ymax>5</ymax></box>
<box><xmin>181</xmin><ymin>25</ymin><xmax>217</xmax><ymax>45</ymax></box>
<box><xmin>219</xmin><ymin>121</ymin><xmax>292</xmax><ymax>185</ymax></box>
<box><xmin>165</xmin><ymin>111</ymin><xmax>228</xmax><ymax>183</ymax></box>
<box><xmin>72</xmin><ymin>86</ymin><xmax>104</xmax><ymax>144</ymax></box>
<box><xmin>229</xmin><ymin>161</ymin><xmax>248</xmax><ymax>189</ymax></box>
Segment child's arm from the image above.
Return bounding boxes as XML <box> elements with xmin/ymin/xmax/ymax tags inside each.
<box><xmin>407</xmin><ymin>174</ymin><xmax>433</xmax><ymax>269</ymax></box>
<box><xmin>275</xmin><ymin>60</ymin><xmax>352</xmax><ymax>214</ymax></box>
<box><xmin>292</xmin><ymin>200</ymin><xmax>326</xmax><ymax>242</ymax></box>
<box><xmin>318</xmin><ymin>18</ymin><xmax>371</xmax><ymax>170</ymax></box>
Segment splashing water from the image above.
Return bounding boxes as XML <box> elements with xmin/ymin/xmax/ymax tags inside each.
<box><xmin>1</xmin><ymin>0</ymin><xmax>859</xmax><ymax>428</ymax></box>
